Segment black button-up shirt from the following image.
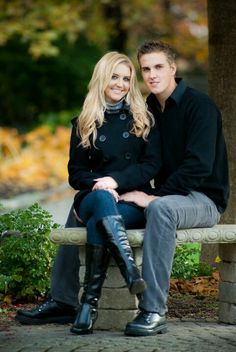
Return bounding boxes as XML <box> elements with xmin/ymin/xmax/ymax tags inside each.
<box><xmin>147</xmin><ymin>79</ymin><xmax>229</xmax><ymax>213</ymax></box>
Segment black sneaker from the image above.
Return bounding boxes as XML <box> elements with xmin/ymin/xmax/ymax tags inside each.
<box><xmin>15</xmin><ymin>298</ymin><xmax>77</xmax><ymax>325</ymax></box>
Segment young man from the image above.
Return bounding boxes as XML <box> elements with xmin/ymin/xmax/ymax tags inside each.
<box><xmin>120</xmin><ymin>40</ymin><xmax>229</xmax><ymax>336</ymax></box>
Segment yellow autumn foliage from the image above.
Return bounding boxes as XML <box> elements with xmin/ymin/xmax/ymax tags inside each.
<box><xmin>0</xmin><ymin>125</ymin><xmax>70</xmax><ymax>196</ymax></box>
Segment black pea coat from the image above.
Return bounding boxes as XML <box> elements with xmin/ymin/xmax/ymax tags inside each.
<box><xmin>68</xmin><ymin>105</ymin><xmax>162</xmax><ymax>208</ymax></box>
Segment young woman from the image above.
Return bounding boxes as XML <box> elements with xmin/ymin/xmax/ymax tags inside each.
<box><xmin>69</xmin><ymin>51</ymin><xmax>162</xmax><ymax>334</ymax></box>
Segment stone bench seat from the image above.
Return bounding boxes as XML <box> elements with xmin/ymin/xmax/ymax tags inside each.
<box><xmin>50</xmin><ymin>224</ymin><xmax>236</xmax><ymax>329</ymax></box>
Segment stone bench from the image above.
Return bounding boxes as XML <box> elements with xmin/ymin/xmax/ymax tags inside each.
<box><xmin>50</xmin><ymin>224</ymin><xmax>236</xmax><ymax>329</ymax></box>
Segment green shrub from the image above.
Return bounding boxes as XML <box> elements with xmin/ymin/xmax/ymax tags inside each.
<box><xmin>172</xmin><ymin>244</ymin><xmax>214</xmax><ymax>280</ymax></box>
<box><xmin>0</xmin><ymin>203</ymin><xmax>58</xmax><ymax>300</ymax></box>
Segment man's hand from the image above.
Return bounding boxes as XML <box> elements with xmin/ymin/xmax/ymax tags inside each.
<box><xmin>119</xmin><ymin>191</ymin><xmax>158</xmax><ymax>208</ymax></box>
<box><xmin>92</xmin><ymin>176</ymin><xmax>118</xmax><ymax>191</ymax></box>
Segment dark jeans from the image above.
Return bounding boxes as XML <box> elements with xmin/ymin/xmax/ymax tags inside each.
<box><xmin>50</xmin><ymin>190</ymin><xmax>145</xmax><ymax>307</ymax></box>
<box><xmin>77</xmin><ymin>190</ymin><xmax>145</xmax><ymax>244</ymax></box>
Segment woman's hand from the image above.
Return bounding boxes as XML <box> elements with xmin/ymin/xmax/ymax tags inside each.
<box><xmin>92</xmin><ymin>177</ymin><xmax>119</xmax><ymax>202</ymax></box>
<box><xmin>105</xmin><ymin>189</ymin><xmax>120</xmax><ymax>202</ymax></box>
<box><xmin>92</xmin><ymin>176</ymin><xmax>118</xmax><ymax>190</ymax></box>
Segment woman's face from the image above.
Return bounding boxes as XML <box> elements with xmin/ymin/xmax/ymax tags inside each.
<box><xmin>104</xmin><ymin>63</ymin><xmax>131</xmax><ymax>104</ymax></box>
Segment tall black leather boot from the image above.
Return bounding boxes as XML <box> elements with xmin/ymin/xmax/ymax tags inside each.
<box><xmin>70</xmin><ymin>244</ymin><xmax>110</xmax><ymax>335</ymax></box>
<box><xmin>97</xmin><ymin>215</ymin><xmax>146</xmax><ymax>295</ymax></box>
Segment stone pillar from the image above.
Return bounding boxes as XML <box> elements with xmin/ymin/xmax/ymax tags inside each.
<box><xmin>218</xmin><ymin>243</ymin><xmax>236</xmax><ymax>324</ymax></box>
<box><xmin>79</xmin><ymin>245</ymin><xmax>142</xmax><ymax>330</ymax></box>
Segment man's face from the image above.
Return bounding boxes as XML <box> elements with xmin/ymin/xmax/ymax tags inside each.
<box><xmin>139</xmin><ymin>52</ymin><xmax>176</xmax><ymax>100</ymax></box>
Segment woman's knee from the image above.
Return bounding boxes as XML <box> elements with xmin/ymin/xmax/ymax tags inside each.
<box><xmin>80</xmin><ymin>189</ymin><xmax>119</xmax><ymax>222</ymax></box>
<box><xmin>89</xmin><ymin>189</ymin><xmax>114</xmax><ymax>203</ymax></box>
<box><xmin>82</xmin><ymin>190</ymin><xmax>115</xmax><ymax>211</ymax></box>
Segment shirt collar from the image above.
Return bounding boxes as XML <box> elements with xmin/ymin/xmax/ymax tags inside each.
<box><xmin>147</xmin><ymin>78</ymin><xmax>187</xmax><ymax>108</ymax></box>
<box><xmin>170</xmin><ymin>78</ymin><xmax>187</xmax><ymax>105</ymax></box>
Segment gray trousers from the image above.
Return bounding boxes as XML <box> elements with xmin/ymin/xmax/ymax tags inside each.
<box><xmin>139</xmin><ymin>191</ymin><xmax>221</xmax><ymax>315</ymax></box>
<box><xmin>50</xmin><ymin>205</ymin><xmax>81</xmax><ymax>307</ymax></box>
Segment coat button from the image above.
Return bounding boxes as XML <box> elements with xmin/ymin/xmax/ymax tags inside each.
<box><xmin>122</xmin><ymin>131</ymin><xmax>130</xmax><ymax>139</ymax></box>
<box><xmin>103</xmin><ymin>155</ymin><xmax>110</xmax><ymax>162</ymax></box>
<box><xmin>120</xmin><ymin>113</ymin><xmax>127</xmax><ymax>120</ymax></box>
<box><xmin>125</xmin><ymin>152</ymin><xmax>132</xmax><ymax>160</ymax></box>
<box><xmin>99</xmin><ymin>135</ymin><xmax>106</xmax><ymax>142</ymax></box>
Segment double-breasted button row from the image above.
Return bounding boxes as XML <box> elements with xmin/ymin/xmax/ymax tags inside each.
<box><xmin>102</xmin><ymin>153</ymin><xmax>132</xmax><ymax>162</ymax></box>
<box><xmin>99</xmin><ymin>132</ymin><xmax>130</xmax><ymax>142</ymax></box>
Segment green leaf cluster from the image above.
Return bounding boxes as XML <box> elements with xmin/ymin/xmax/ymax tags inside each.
<box><xmin>0</xmin><ymin>203</ymin><xmax>58</xmax><ymax>300</ymax></box>
<box><xmin>172</xmin><ymin>244</ymin><xmax>214</xmax><ymax>280</ymax></box>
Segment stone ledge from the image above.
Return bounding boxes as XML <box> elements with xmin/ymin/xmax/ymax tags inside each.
<box><xmin>50</xmin><ymin>224</ymin><xmax>236</xmax><ymax>245</ymax></box>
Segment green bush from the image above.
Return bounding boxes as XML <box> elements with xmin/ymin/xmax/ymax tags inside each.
<box><xmin>0</xmin><ymin>203</ymin><xmax>58</xmax><ymax>300</ymax></box>
<box><xmin>172</xmin><ymin>244</ymin><xmax>214</xmax><ymax>280</ymax></box>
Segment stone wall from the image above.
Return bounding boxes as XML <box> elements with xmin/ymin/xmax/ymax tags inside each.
<box><xmin>218</xmin><ymin>243</ymin><xmax>236</xmax><ymax>324</ymax></box>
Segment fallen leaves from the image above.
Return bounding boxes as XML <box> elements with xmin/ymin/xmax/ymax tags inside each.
<box><xmin>0</xmin><ymin>125</ymin><xmax>70</xmax><ymax>197</ymax></box>
<box><xmin>0</xmin><ymin>127</ymin><xmax>22</xmax><ymax>157</ymax></box>
<box><xmin>170</xmin><ymin>271</ymin><xmax>219</xmax><ymax>297</ymax></box>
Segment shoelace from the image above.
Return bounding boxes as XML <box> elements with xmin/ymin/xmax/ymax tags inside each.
<box><xmin>138</xmin><ymin>310</ymin><xmax>153</xmax><ymax>323</ymax></box>
<box><xmin>38</xmin><ymin>298</ymin><xmax>53</xmax><ymax>311</ymax></box>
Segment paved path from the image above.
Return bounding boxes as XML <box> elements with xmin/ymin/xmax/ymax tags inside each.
<box><xmin>1</xmin><ymin>184</ymin><xmax>75</xmax><ymax>226</ymax></box>
<box><xmin>1</xmin><ymin>320</ymin><xmax>236</xmax><ymax>352</ymax></box>
<box><xmin>40</xmin><ymin>188</ymin><xmax>74</xmax><ymax>225</ymax></box>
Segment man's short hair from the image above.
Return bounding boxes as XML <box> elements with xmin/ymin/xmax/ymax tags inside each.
<box><xmin>137</xmin><ymin>40</ymin><xmax>176</xmax><ymax>65</ymax></box>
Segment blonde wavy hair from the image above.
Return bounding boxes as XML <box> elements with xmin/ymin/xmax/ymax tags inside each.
<box><xmin>77</xmin><ymin>51</ymin><xmax>154</xmax><ymax>148</ymax></box>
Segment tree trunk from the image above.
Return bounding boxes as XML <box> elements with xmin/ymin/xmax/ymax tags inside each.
<box><xmin>208</xmin><ymin>0</ymin><xmax>236</xmax><ymax>223</ymax></box>
<box><xmin>201</xmin><ymin>1</ymin><xmax>236</xmax><ymax>266</ymax></box>
<box><xmin>103</xmin><ymin>1</ymin><xmax>127</xmax><ymax>52</ymax></box>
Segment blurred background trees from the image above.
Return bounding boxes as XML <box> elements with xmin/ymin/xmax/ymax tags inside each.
<box><xmin>0</xmin><ymin>0</ymin><xmax>208</xmax><ymax>126</ymax></box>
